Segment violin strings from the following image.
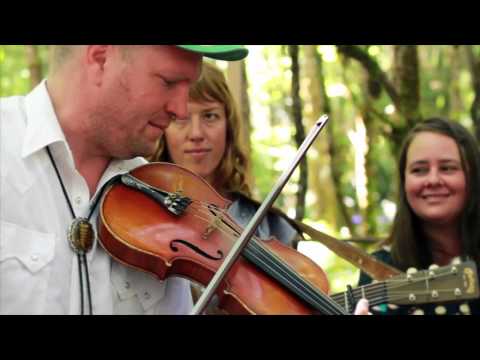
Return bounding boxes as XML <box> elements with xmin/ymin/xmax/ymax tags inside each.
<box><xmin>184</xmin><ymin>201</ymin><xmax>348</xmax><ymax>314</ymax></box>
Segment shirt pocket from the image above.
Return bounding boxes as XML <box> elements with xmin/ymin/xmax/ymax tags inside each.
<box><xmin>0</xmin><ymin>220</ymin><xmax>55</xmax><ymax>314</ymax></box>
<box><xmin>111</xmin><ymin>261</ymin><xmax>167</xmax><ymax>314</ymax></box>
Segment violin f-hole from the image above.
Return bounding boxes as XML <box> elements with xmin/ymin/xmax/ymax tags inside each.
<box><xmin>170</xmin><ymin>239</ymin><xmax>224</xmax><ymax>261</ymax></box>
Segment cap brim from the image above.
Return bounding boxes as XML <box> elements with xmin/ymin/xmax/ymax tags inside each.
<box><xmin>176</xmin><ymin>45</ymin><xmax>248</xmax><ymax>61</ymax></box>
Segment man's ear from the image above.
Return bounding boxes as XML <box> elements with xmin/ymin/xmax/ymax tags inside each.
<box><xmin>85</xmin><ymin>45</ymin><xmax>110</xmax><ymax>86</ymax></box>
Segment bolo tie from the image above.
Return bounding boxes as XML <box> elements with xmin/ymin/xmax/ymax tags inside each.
<box><xmin>46</xmin><ymin>146</ymin><xmax>98</xmax><ymax>315</ymax></box>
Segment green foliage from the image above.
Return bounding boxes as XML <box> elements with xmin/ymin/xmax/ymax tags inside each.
<box><xmin>1</xmin><ymin>45</ymin><xmax>31</xmax><ymax>96</ymax></box>
<box><xmin>0</xmin><ymin>45</ymin><xmax>49</xmax><ymax>96</ymax></box>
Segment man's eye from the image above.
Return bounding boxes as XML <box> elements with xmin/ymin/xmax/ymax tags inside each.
<box><xmin>159</xmin><ymin>76</ymin><xmax>175</xmax><ymax>88</ymax></box>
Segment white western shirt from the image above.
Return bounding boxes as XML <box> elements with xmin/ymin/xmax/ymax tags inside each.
<box><xmin>0</xmin><ymin>80</ymin><xmax>193</xmax><ymax>314</ymax></box>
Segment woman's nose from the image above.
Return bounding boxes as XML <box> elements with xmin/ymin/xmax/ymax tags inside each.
<box><xmin>187</xmin><ymin>117</ymin><xmax>204</xmax><ymax>141</ymax></box>
<box><xmin>425</xmin><ymin>169</ymin><xmax>443</xmax><ymax>186</ymax></box>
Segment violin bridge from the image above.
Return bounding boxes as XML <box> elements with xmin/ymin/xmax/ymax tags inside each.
<box><xmin>174</xmin><ymin>175</ymin><xmax>184</xmax><ymax>195</ymax></box>
<box><xmin>202</xmin><ymin>217</ymin><xmax>221</xmax><ymax>240</ymax></box>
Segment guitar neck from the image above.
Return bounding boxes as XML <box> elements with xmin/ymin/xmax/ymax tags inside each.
<box><xmin>330</xmin><ymin>260</ymin><xmax>480</xmax><ymax>311</ymax></box>
<box><xmin>330</xmin><ymin>282</ymin><xmax>388</xmax><ymax>311</ymax></box>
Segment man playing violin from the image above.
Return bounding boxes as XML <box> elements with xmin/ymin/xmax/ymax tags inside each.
<box><xmin>0</xmin><ymin>45</ymin><xmax>248</xmax><ymax>315</ymax></box>
<box><xmin>0</xmin><ymin>45</ymin><xmax>369</xmax><ymax>315</ymax></box>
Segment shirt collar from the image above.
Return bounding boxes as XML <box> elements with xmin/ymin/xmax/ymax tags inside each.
<box><xmin>21</xmin><ymin>79</ymin><xmax>68</xmax><ymax>159</ymax></box>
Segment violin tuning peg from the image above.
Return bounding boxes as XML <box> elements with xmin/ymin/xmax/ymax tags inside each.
<box><xmin>428</xmin><ymin>264</ymin><xmax>439</xmax><ymax>270</ymax></box>
<box><xmin>434</xmin><ymin>306</ymin><xmax>447</xmax><ymax>315</ymax></box>
<box><xmin>459</xmin><ymin>303</ymin><xmax>471</xmax><ymax>315</ymax></box>
<box><xmin>411</xmin><ymin>308</ymin><xmax>425</xmax><ymax>316</ymax></box>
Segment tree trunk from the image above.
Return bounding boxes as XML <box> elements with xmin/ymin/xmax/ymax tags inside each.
<box><xmin>227</xmin><ymin>61</ymin><xmax>252</xmax><ymax>157</ymax></box>
<box><xmin>465</xmin><ymin>45</ymin><xmax>480</xmax><ymax>141</ymax></box>
<box><xmin>302</xmin><ymin>45</ymin><xmax>340</xmax><ymax>228</ymax></box>
<box><xmin>446</xmin><ymin>45</ymin><xmax>463</xmax><ymax>119</ymax></box>
<box><xmin>288</xmin><ymin>45</ymin><xmax>307</xmax><ymax>221</ymax></box>
<box><xmin>337</xmin><ymin>45</ymin><xmax>422</xmax><ymax>158</ymax></box>
<box><xmin>25</xmin><ymin>45</ymin><xmax>42</xmax><ymax>88</ymax></box>
<box><xmin>392</xmin><ymin>45</ymin><xmax>421</xmax><ymax>125</ymax></box>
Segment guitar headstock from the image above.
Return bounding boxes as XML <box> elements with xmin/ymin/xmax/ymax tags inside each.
<box><xmin>385</xmin><ymin>260</ymin><xmax>479</xmax><ymax>305</ymax></box>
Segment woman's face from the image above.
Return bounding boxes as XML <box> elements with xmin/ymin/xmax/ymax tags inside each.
<box><xmin>404</xmin><ymin>131</ymin><xmax>467</xmax><ymax>227</ymax></box>
<box><xmin>164</xmin><ymin>99</ymin><xmax>227</xmax><ymax>184</ymax></box>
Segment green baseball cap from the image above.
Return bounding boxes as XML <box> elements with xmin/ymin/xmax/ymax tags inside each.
<box><xmin>176</xmin><ymin>45</ymin><xmax>248</xmax><ymax>61</ymax></box>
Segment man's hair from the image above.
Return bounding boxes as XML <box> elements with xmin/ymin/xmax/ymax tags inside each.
<box><xmin>49</xmin><ymin>45</ymin><xmax>133</xmax><ymax>74</ymax></box>
<box><xmin>385</xmin><ymin>117</ymin><xmax>480</xmax><ymax>269</ymax></box>
<box><xmin>151</xmin><ymin>62</ymin><xmax>252</xmax><ymax>197</ymax></box>
<box><xmin>49</xmin><ymin>45</ymin><xmax>76</xmax><ymax>74</ymax></box>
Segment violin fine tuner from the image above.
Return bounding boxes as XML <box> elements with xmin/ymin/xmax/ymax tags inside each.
<box><xmin>68</xmin><ymin>218</ymin><xmax>94</xmax><ymax>254</ymax></box>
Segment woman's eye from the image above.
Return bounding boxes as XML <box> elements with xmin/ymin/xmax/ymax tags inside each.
<box><xmin>411</xmin><ymin>167</ymin><xmax>427</xmax><ymax>174</ymax></box>
<box><xmin>204</xmin><ymin>112</ymin><xmax>220</xmax><ymax>122</ymax></box>
<box><xmin>441</xmin><ymin>165</ymin><xmax>458</xmax><ymax>172</ymax></box>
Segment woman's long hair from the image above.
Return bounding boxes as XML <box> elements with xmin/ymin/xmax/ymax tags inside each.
<box><xmin>151</xmin><ymin>62</ymin><xmax>252</xmax><ymax>197</ymax></box>
<box><xmin>386</xmin><ymin>117</ymin><xmax>480</xmax><ymax>269</ymax></box>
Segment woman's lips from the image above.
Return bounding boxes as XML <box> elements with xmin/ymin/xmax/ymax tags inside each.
<box><xmin>185</xmin><ymin>149</ymin><xmax>211</xmax><ymax>159</ymax></box>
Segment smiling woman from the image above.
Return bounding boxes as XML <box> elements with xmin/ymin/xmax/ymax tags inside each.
<box><xmin>358</xmin><ymin>117</ymin><xmax>480</xmax><ymax>315</ymax></box>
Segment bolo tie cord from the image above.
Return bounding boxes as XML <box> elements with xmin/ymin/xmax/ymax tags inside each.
<box><xmin>46</xmin><ymin>146</ymin><xmax>99</xmax><ymax>315</ymax></box>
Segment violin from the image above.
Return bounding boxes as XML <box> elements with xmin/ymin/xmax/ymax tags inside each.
<box><xmin>98</xmin><ymin>162</ymin><xmax>344</xmax><ymax>315</ymax></box>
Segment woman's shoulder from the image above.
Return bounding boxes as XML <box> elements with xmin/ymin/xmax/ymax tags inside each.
<box><xmin>370</xmin><ymin>248</ymin><xmax>393</xmax><ymax>265</ymax></box>
<box><xmin>357</xmin><ymin>247</ymin><xmax>393</xmax><ymax>286</ymax></box>
<box><xmin>228</xmin><ymin>192</ymin><xmax>299</xmax><ymax>246</ymax></box>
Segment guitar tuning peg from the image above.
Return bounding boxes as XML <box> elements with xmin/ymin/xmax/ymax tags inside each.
<box><xmin>434</xmin><ymin>306</ymin><xmax>447</xmax><ymax>315</ymax></box>
<box><xmin>459</xmin><ymin>303</ymin><xmax>471</xmax><ymax>315</ymax></box>
<box><xmin>407</xmin><ymin>267</ymin><xmax>418</xmax><ymax>274</ymax></box>
<box><xmin>428</xmin><ymin>264</ymin><xmax>439</xmax><ymax>270</ymax></box>
<box><xmin>406</xmin><ymin>267</ymin><xmax>417</xmax><ymax>281</ymax></box>
<box><xmin>451</xmin><ymin>257</ymin><xmax>462</xmax><ymax>265</ymax></box>
<box><xmin>411</xmin><ymin>308</ymin><xmax>425</xmax><ymax>316</ymax></box>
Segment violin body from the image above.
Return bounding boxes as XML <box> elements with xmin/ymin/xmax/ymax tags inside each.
<box><xmin>98</xmin><ymin>163</ymin><xmax>330</xmax><ymax>314</ymax></box>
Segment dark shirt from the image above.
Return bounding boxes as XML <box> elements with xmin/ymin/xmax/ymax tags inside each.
<box><xmin>358</xmin><ymin>249</ymin><xmax>480</xmax><ymax>315</ymax></box>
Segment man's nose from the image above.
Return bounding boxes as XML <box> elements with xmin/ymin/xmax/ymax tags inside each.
<box><xmin>165</xmin><ymin>85</ymin><xmax>190</xmax><ymax>121</ymax></box>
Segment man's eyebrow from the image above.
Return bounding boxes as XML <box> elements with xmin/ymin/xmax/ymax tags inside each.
<box><xmin>153</xmin><ymin>72</ymin><xmax>191</xmax><ymax>82</ymax></box>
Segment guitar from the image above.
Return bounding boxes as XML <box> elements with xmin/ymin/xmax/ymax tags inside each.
<box><xmin>330</xmin><ymin>260</ymin><xmax>479</xmax><ymax>313</ymax></box>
